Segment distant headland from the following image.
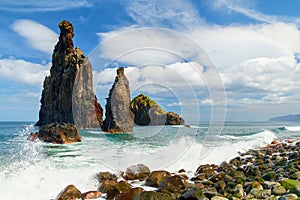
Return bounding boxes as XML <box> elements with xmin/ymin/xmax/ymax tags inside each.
<box><xmin>268</xmin><ymin>114</ymin><xmax>300</xmax><ymax>122</ymax></box>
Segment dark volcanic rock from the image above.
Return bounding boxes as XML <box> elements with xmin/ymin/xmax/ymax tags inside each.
<box><xmin>131</xmin><ymin>94</ymin><xmax>184</xmax><ymax>126</ymax></box>
<box><xmin>102</xmin><ymin>67</ymin><xmax>134</xmax><ymax>133</ymax></box>
<box><xmin>36</xmin><ymin>20</ymin><xmax>102</xmax><ymax>129</ymax></box>
<box><xmin>37</xmin><ymin>122</ymin><xmax>81</xmax><ymax>144</ymax></box>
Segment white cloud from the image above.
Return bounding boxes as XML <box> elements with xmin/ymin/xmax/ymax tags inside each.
<box><xmin>95</xmin><ymin>27</ymin><xmax>213</xmax><ymax>68</ymax></box>
<box><xmin>0</xmin><ymin>0</ymin><xmax>92</xmax><ymax>12</ymax></box>
<box><xmin>190</xmin><ymin>23</ymin><xmax>300</xmax><ymax>68</ymax></box>
<box><xmin>211</xmin><ymin>0</ymin><xmax>300</xmax><ymax>25</ymax></box>
<box><xmin>125</xmin><ymin>0</ymin><xmax>203</xmax><ymax>30</ymax></box>
<box><xmin>0</xmin><ymin>58</ymin><xmax>50</xmax><ymax>86</ymax></box>
<box><xmin>12</xmin><ymin>20</ymin><xmax>58</xmax><ymax>54</ymax></box>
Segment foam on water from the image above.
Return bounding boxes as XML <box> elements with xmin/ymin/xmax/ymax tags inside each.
<box><xmin>285</xmin><ymin>126</ymin><xmax>300</xmax><ymax>132</ymax></box>
<box><xmin>0</xmin><ymin>123</ymin><xmax>279</xmax><ymax>199</ymax></box>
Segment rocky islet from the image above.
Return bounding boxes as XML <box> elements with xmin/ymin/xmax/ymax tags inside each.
<box><xmin>31</xmin><ymin>20</ymin><xmax>185</xmax><ymax>142</ymax></box>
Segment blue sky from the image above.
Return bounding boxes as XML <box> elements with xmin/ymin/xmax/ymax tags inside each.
<box><xmin>1</xmin><ymin>0</ymin><xmax>300</xmax><ymax>122</ymax></box>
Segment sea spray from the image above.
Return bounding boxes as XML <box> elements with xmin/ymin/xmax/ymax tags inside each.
<box><xmin>0</xmin><ymin>121</ymin><xmax>298</xmax><ymax>199</ymax></box>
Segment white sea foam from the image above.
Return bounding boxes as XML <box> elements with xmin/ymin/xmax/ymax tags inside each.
<box><xmin>0</xmin><ymin>126</ymin><xmax>278</xmax><ymax>199</ymax></box>
<box><xmin>285</xmin><ymin>126</ymin><xmax>300</xmax><ymax>132</ymax></box>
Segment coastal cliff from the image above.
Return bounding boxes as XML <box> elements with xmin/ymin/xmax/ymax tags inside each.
<box><xmin>102</xmin><ymin>67</ymin><xmax>134</xmax><ymax>133</ymax></box>
<box><xmin>36</xmin><ymin>20</ymin><xmax>102</xmax><ymax>129</ymax></box>
<box><xmin>131</xmin><ymin>94</ymin><xmax>184</xmax><ymax>126</ymax></box>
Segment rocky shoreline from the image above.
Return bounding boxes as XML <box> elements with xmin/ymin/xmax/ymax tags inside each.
<box><xmin>55</xmin><ymin>138</ymin><xmax>300</xmax><ymax>200</ymax></box>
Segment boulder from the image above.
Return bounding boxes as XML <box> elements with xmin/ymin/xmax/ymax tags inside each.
<box><xmin>159</xmin><ymin>175</ymin><xmax>187</xmax><ymax>193</ymax></box>
<box><xmin>36</xmin><ymin>20</ymin><xmax>102</xmax><ymax>129</ymax></box>
<box><xmin>102</xmin><ymin>67</ymin><xmax>134</xmax><ymax>133</ymax></box>
<box><xmin>81</xmin><ymin>191</ymin><xmax>102</xmax><ymax>200</ymax></box>
<box><xmin>145</xmin><ymin>170</ymin><xmax>171</xmax><ymax>187</ymax></box>
<box><xmin>97</xmin><ymin>171</ymin><xmax>117</xmax><ymax>183</ymax></box>
<box><xmin>37</xmin><ymin>122</ymin><xmax>81</xmax><ymax>144</ymax></box>
<box><xmin>106</xmin><ymin>180</ymin><xmax>132</xmax><ymax>200</ymax></box>
<box><xmin>56</xmin><ymin>185</ymin><xmax>81</xmax><ymax>200</ymax></box>
<box><xmin>272</xmin><ymin>186</ymin><xmax>286</xmax><ymax>196</ymax></box>
<box><xmin>180</xmin><ymin>187</ymin><xmax>206</xmax><ymax>200</ymax></box>
<box><xmin>282</xmin><ymin>179</ymin><xmax>300</xmax><ymax>190</ymax></box>
<box><xmin>115</xmin><ymin>187</ymin><xmax>144</xmax><ymax>200</ymax></box>
<box><xmin>135</xmin><ymin>191</ymin><xmax>172</xmax><ymax>200</ymax></box>
<box><xmin>131</xmin><ymin>94</ymin><xmax>184</xmax><ymax>126</ymax></box>
<box><xmin>124</xmin><ymin>164</ymin><xmax>151</xmax><ymax>181</ymax></box>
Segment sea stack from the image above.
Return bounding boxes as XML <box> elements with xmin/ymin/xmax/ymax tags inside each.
<box><xmin>102</xmin><ymin>67</ymin><xmax>134</xmax><ymax>133</ymax></box>
<box><xmin>131</xmin><ymin>94</ymin><xmax>184</xmax><ymax>126</ymax></box>
<box><xmin>36</xmin><ymin>20</ymin><xmax>102</xmax><ymax>130</ymax></box>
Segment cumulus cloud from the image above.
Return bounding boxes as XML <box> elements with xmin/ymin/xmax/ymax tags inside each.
<box><xmin>0</xmin><ymin>0</ymin><xmax>92</xmax><ymax>12</ymax></box>
<box><xmin>0</xmin><ymin>58</ymin><xmax>50</xmax><ymax>86</ymax></box>
<box><xmin>12</xmin><ymin>19</ymin><xmax>58</xmax><ymax>54</ymax></box>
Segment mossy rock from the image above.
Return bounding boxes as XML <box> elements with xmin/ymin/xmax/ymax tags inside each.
<box><xmin>282</xmin><ymin>179</ymin><xmax>300</xmax><ymax>190</ymax></box>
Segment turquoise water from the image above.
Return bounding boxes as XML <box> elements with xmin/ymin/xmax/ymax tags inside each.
<box><xmin>0</xmin><ymin>121</ymin><xmax>299</xmax><ymax>199</ymax></box>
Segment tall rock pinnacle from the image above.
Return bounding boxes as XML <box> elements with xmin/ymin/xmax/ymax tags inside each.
<box><xmin>102</xmin><ymin>67</ymin><xmax>134</xmax><ymax>133</ymax></box>
<box><xmin>36</xmin><ymin>20</ymin><xmax>103</xmax><ymax>129</ymax></box>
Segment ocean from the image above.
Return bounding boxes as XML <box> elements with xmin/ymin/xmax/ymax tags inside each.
<box><xmin>0</xmin><ymin>121</ymin><xmax>299</xmax><ymax>199</ymax></box>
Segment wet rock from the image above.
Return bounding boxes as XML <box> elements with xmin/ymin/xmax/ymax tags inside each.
<box><xmin>262</xmin><ymin>171</ymin><xmax>277</xmax><ymax>181</ymax></box>
<box><xmin>289</xmin><ymin>185</ymin><xmax>300</xmax><ymax>196</ymax></box>
<box><xmin>81</xmin><ymin>191</ymin><xmax>102</xmax><ymax>200</ymax></box>
<box><xmin>272</xmin><ymin>186</ymin><xmax>287</xmax><ymax>196</ymax></box>
<box><xmin>106</xmin><ymin>180</ymin><xmax>132</xmax><ymax>200</ymax></box>
<box><xmin>145</xmin><ymin>170</ymin><xmax>171</xmax><ymax>187</ymax></box>
<box><xmin>37</xmin><ymin>122</ymin><xmax>81</xmax><ymax>144</ymax></box>
<box><xmin>36</xmin><ymin>20</ymin><xmax>102</xmax><ymax>129</ymax></box>
<box><xmin>289</xmin><ymin>172</ymin><xmax>300</xmax><ymax>180</ymax></box>
<box><xmin>233</xmin><ymin>184</ymin><xmax>244</xmax><ymax>198</ymax></box>
<box><xmin>97</xmin><ymin>171</ymin><xmax>117</xmax><ymax>182</ymax></box>
<box><xmin>56</xmin><ymin>185</ymin><xmax>81</xmax><ymax>200</ymax></box>
<box><xmin>180</xmin><ymin>187</ymin><xmax>206</xmax><ymax>200</ymax></box>
<box><xmin>115</xmin><ymin>187</ymin><xmax>144</xmax><ymax>200</ymax></box>
<box><xmin>102</xmin><ymin>67</ymin><xmax>134</xmax><ymax>133</ymax></box>
<box><xmin>249</xmin><ymin>188</ymin><xmax>271</xmax><ymax>199</ymax></box>
<box><xmin>159</xmin><ymin>175</ymin><xmax>187</xmax><ymax>193</ymax></box>
<box><xmin>191</xmin><ymin>173</ymin><xmax>206</xmax><ymax>181</ymax></box>
<box><xmin>280</xmin><ymin>193</ymin><xmax>298</xmax><ymax>200</ymax></box>
<box><xmin>99</xmin><ymin>179</ymin><xmax>117</xmax><ymax>193</ymax></box>
<box><xmin>124</xmin><ymin>164</ymin><xmax>150</xmax><ymax>181</ymax></box>
<box><xmin>211</xmin><ymin>197</ymin><xmax>228</xmax><ymax>200</ymax></box>
<box><xmin>135</xmin><ymin>191</ymin><xmax>172</xmax><ymax>200</ymax></box>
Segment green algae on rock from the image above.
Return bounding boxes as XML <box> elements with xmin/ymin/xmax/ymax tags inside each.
<box><xmin>131</xmin><ymin>94</ymin><xmax>184</xmax><ymax>126</ymax></box>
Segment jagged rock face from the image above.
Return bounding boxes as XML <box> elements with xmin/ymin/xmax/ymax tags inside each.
<box><xmin>36</xmin><ymin>20</ymin><xmax>102</xmax><ymax>129</ymax></box>
<box><xmin>131</xmin><ymin>94</ymin><xmax>184</xmax><ymax>126</ymax></box>
<box><xmin>102</xmin><ymin>67</ymin><xmax>134</xmax><ymax>133</ymax></box>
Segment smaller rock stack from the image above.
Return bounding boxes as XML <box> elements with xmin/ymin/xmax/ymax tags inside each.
<box><xmin>102</xmin><ymin>67</ymin><xmax>134</xmax><ymax>133</ymax></box>
<box><xmin>131</xmin><ymin>94</ymin><xmax>184</xmax><ymax>126</ymax></box>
